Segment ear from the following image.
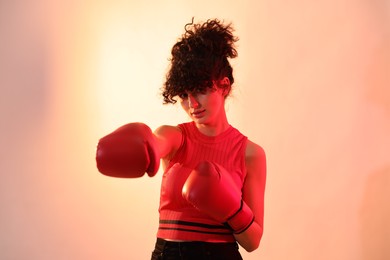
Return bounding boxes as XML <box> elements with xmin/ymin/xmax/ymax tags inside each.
<box><xmin>220</xmin><ymin>77</ymin><xmax>231</xmax><ymax>97</ymax></box>
<box><xmin>220</xmin><ymin>77</ymin><xmax>230</xmax><ymax>85</ymax></box>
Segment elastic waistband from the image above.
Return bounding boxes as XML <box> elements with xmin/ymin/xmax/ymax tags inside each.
<box><xmin>152</xmin><ymin>238</ymin><xmax>242</xmax><ymax>260</ymax></box>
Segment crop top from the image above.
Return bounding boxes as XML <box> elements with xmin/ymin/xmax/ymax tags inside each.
<box><xmin>156</xmin><ymin>121</ymin><xmax>248</xmax><ymax>242</ymax></box>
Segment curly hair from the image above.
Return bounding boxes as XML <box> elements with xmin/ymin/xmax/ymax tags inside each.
<box><xmin>162</xmin><ymin>18</ymin><xmax>239</xmax><ymax>104</ymax></box>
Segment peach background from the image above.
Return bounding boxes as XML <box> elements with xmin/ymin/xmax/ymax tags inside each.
<box><xmin>1</xmin><ymin>1</ymin><xmax>389</xmax><ymax>259</ymax></box>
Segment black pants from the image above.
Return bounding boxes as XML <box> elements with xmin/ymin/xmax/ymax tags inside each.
<box><xmin>151</xmin><ymin>238</ymin><xmax>243</xmax><ymax>260</ymax></box>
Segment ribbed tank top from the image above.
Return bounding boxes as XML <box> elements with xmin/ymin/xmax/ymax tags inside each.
<box><xmin>157</xmin><ymin>121</ymin><xmax>248</xmax><ymax>242</ymax></box>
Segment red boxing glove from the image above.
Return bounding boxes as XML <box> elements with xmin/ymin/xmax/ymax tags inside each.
<box><xmin>182</xmin><ymin>161</ymin><xmax>254</xmax><ymax>234</ymax></box>
<box><xmin>96</xmin><ymin>123</ymin><xmax>160</xmax><ymax>178</ymax></box>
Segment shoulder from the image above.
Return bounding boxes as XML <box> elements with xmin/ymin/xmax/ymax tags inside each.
<box><xmin>245</xmin><ymin>139</ymin><xmax>266</xmax><ymax>179</ymax></box>
<box><xmin>154</xmin><ymin>125</ymin><xmax>183</xmax><ymax>160</ymax></box>
<box><xmin>154</xmin><ymin>124</ymin><xmax>182</xmax><ymax>137</ymax></box>
<box><xmin>245</xmin><ymin>140</ymin><xmax>266</xmax><ymax>162</ymax></box>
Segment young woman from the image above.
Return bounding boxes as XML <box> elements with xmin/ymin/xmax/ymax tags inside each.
<box><xmin>96</xmin><ymin>18</ymin><xmax>266</xmax><ymax>260</ymax></box>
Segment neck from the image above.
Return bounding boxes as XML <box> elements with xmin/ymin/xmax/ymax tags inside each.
<box><xmin>194</xmin><ymin>115</ymin><xmax>230</xmax><ymax>136</ymax></box>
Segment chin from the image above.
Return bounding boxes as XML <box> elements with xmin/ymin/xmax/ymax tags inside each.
<box><xmin>192</xmin><ymin>117</ymin><xmax>208</xmax><ymax>124</ymax></box>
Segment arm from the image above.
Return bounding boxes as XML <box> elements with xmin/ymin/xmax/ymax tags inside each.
<box><xmin>95</xmin><ymin>123</ymin><xmax>181</xmax><ymax>178</ymax></box>
<box><xmin>153</xmin><ymin>125</ymin><xmax>182</xmax><ymax>169</ymax></box>
<box><xmin>181</xmin><ymin>141</ymin><xmax>266</xmax><ymax>252</ymax></box>
<box><xmin>234</xmin><ymin>140</ymin><xmax>267</xmax><ymax>252</ymax></box>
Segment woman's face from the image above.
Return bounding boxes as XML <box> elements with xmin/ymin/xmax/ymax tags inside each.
<box><xmin>178</xmin><ymin>84</ymin><xmax>227</xmax><ymax>126</ymax></box>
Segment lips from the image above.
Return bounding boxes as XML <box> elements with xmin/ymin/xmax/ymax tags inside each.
<box><xmin>191</xmin><ymin>109</ymin><xmax>206</xmax><ymax>118</ymax></box>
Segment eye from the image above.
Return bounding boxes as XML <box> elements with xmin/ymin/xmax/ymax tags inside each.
<box><xmin>195</xmin><ymin>87</ymin><xmax>208</xmax><ymax>95</ymax></box>
<box><xmin>178</xmin><ymin>92</ymin><xmax>188</xmax><ymax>99</ymax></box>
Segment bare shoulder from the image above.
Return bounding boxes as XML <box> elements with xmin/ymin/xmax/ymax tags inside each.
<box><xmin>154</xmin><ymin>125</ymin><xmax>182</xmax><ymax>137</ymax></box>
<box><xmin>245</xmin><ymin>139</ymin><xmax>266</xmax><ymax>165</ymax></box>
<box><xmin>245</xmin><ymin>139</ymin><xmax>266</xmax><ymax>180</ymax></box>
<box><xmin>154</xmin><ymin>125</ymin><xmax>183</xmax><ymax>160</ymax></box>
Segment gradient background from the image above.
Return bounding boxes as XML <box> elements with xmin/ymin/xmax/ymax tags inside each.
<box><xmin>1</xmin><ymin>1</ymin><xmax>389</xmax><ymax>259</ymax></box>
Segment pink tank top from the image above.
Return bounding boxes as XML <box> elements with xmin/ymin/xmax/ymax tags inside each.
<box><xmin>157</xmin><ymin>122</ymin><xmax>248</xmax><ymax>242</ymax></box>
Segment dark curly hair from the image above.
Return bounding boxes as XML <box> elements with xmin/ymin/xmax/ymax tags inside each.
<box><xmin>162</xmin><ymin>18</ymin><xmax>239</xmax><ymax>104</ymax></box>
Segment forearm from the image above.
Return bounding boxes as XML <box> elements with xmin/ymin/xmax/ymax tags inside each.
<box><xmin>234</xmin><ymin>220</ymin><xmax>263</xmax><ymax>252</ymax></box>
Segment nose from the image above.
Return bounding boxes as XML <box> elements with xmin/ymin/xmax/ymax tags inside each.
<box><xmin>188</xmin><ymin>94</ymin><xmax>199</xmax><ymax>109</ymax></box>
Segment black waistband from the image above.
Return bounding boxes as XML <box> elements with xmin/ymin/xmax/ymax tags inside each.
<box><xmin>152</xmin><ymin>238</ymin><xmax>242</xmax><ymax>260</ymax></box>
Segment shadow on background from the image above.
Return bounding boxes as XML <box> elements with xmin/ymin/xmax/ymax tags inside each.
<box><xmin>360</xmin><ymin>166</ymin><xmax>390</xmax><ymax>260</ymax></box>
